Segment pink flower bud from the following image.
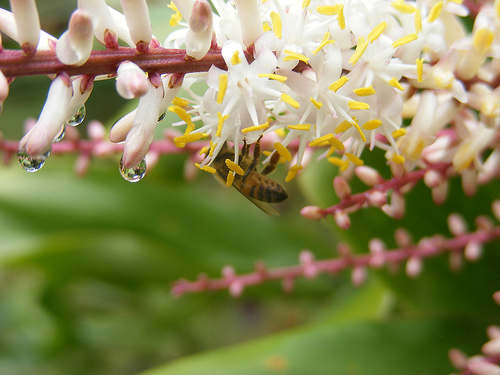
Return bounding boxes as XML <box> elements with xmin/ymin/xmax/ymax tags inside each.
<box><xmin>300</xmin><ymin>205</ymin><xmax>324</xmax><ymax>220</ymax></box>
<box><xmin>423</xmin><ymin>169</ymin><xmax>442</xmax><ymax>188</ymax></box>
<box><xmin>229</xmin><ymin>281</ymin><xmax>244</xmax><ymax>297</ymax></box>
<box><xmin>448</xmin><ymin>348</ymin><xmax>467</xmax><ymax>371</ymax></box>
<box><xmin>466</xmin><ymin>360</ymin><xmax>500</xmax><ymax>375</ymax></box>
<box><xmin>462</xmin><ymin>168</ymin><xmax>477</xmax><ymax>196</ymax></box>
<box><xmin>334</xmin><ymin>210</ymin><xmax>351</xmax><ymax>229</ymax></box>
<box><xmin>487</xmin><ymin>325</ymin><xmax>500</xmax><ymax>339</ymax></box>
<box><xmin>367</xmin><ymin>191</ymin><xmax>387</xmax><ymax>207</ymax></box>
<box><xmin>482</xmin><ymin>337</ymin><xmax>500</xmax><ymax>355</ymax></box>
<box><xmin>116</xmin><ymin>61</ymin><xmax>149</xmax><ymax>99</ymax></box>
<box><xmin>464</xmin><ymin>241</ymin><xmax>483</xmax><ymax>262</ymax></box>
<box><xmin>87</xmin><ymin>120</ymin><xmax>105</xmax><ymax>140</ymax></box>
<box><xmin>56</xmin><ymin>9</ymin><xmax>94</xmax><ymax>66</ymax></box>
<box><xmin>494</xmin><ymin>292</ymin><xmax>500</xmax><ymax>307</ymax></box>
<box><xmin>432</xmin><ymin>180</ymin><xmax>448</xmax><ymax>205</ymax></box>
<box><xmin>355</xmin><ymin>166</ymin><xmax>383</xmax><ymax>186</ymax></box>
<box><xmin>492</xmin><ymin>200</ymin><xmax>500</xmax><ymax>222</ymax></box>
<box><xmin>447</xmin><ymin>213</ymin><xmax>468</xmax><ymax>236</ymax></box>
<box><xmin>120</xmin><ymin>0</ymin><xmax>152</xmax><ymax>52</ymax></box>
<box><xmin>351</xmin><ymin>266</ymin><xmax>366</xmax><ymax>286</ymax></box>
<box><xmin>406</xmin><ymin>256</ymin><xmax>423</xmax><ymax>277</ymax></box>
<box><xmin>333</xmin><ymin>176</ymin><xmax>351</xmax><ymax>200</ymax></box>
<box><xmin>394</xmin><ymin>228</ymin><xmax>412</xmax><ymax>247</ymax></box>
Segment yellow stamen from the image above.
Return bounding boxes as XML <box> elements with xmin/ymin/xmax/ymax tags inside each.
<box><xmin>315</xmin><ymin>5</ymin><xmax>338</xmax><ymax>15</ymax></box>
<box><xmin>348</xmin><ymin>100</ymin><xmax>370</xmax><ymax>110</ymax></box>
<box><xmin>335</xmin><ymin>120</ymin><xmax>352</xmax><ymax>134</ymax></box>
<box><xmin>258</xmin><ymin>73</ymin><xmax>287</xmax><ymax>82</ymax></box>
<box><xmin>427</xmin><ymin>1</ymin><xmax>443</xmax><ymax>23</ymax></box>
<box><xmin>353</xmin><ymin>85</ymin><xmax>376</xmax><ymax>96</ymax></box>
<box><xmin>226</xmin><ymin>172</ymin><xmax>235</xmax><ymax>186</ymax></box>
<box><xmin>351</xmin><ymin>120</ymin><xmax>367</xmax><ymax>142</ymax></box>
<box><xmin>302</xmin><ymin>0</ymin><xmax>311</xmax><ymax>8</ymax></box>
<box><xmin>368</xmin><ymin>21</ymin><xmax>387</xmax><ymax>43</ymax></box>
<box><xmin>328</xmin><ymin>136</ymin><xmax>345</xmax><ymax>151</ymax></box>
<box><xmin>283</xmin><ymin>50</ymin><xmax>310</xmax><ymax>63</ymax></box>
<box><xmin>362</xmin><ymin>119</ymin><xmax>382</xmax><ymax>130</ymax></box>
<box><xmin>345</xmin><ymin>152</ymin><xmax>364</xmax><ymax>166</ymax></box>
<box><xmin>388</xmin><ymin>77</ymin><xmax>404</xmax><ymax>91</ymax></box>
<box><xmin>415</xmin><ymin>58</ymin><xmax>424</xmax><ymax>83</ymax></box>
<box><xmin>217</xmin><ymin>74</ymin><xmax>228</xmax><ymax>104</ymax></box>
<box><xmin>288</xmin><ymin>124</ymin><xmax>311</xmax><ymax>131</ymax></box>
<box><xmin>270</xmin><ymin>11</ymin><xmax>282</xmax><ymax>39</ymax></box>
<box><xmin>172</xmin><ymin>97</ymin><xmax>189</xmax><ymax>107</ymax></box>
<box><xmin>281</xmin><ymin>93</ymin><xmax>300</xmax><ymax>109</ymax></box>
<box><xmin>209</xmin><ymin>141</ymin><xmax>216</xmax><ymax>156</ymax></box>
<box><xmin>309</xmin><ymin>97</ymin><xmax>323</xmax><ymax>109</ymax></box>
<box><xmin>327</xmin><ymin>157</ymin><xmax>349</xmax><ymax>172</ymax></box>
<box><xmin>274</xmin><ymin>142</ymin><xmax>292</xmax><ymax>162</ymax></box>
<box><xmin>392</xmin><ymin>154</ymin><xmax>405</xmax><ymax>164</ymax></box>
<box><xmin>172</xmin><ymin>105</ymin><xmax>193</xmax><ymax>125</ymax></box>
<box><xmin>285</xmin><ymin>164</ymin><xmax>302</xmax><ymax>182</ymax></box>
<box><xmin>184</xmin><ymin>121</ymin><xmax>195</xmax><ymax>135</ymax></box>
<box><xmin>414</xmin><ymin>9</ymin><xmax>422</xmax><ymax>34</ymax></box>
<box><xmin>274</xmin><ymin>128</ymin><xmax>286</xmax><ymax>138</ymax></box>
<box><xmin>217</xmin><ymin>112</ymin><xmax>229</xmax><ymax>137</ymax></box>
<box><xmin>195</xmin><ymin>163</ymin><xmax>216</xmax><ymax>174</ymax></box>
<box><xmin>167</xmin><ymin>2</ymin><xmax>182</xmax><ymax>26</ymax></box>
<box><xmin>349</xmin><ymin>36</ymin><xmax>368</xmax><ymax>65</ymax></box>
<box><xmin>199</xmin><ymin>146</ymin><xmax>209</xmax><ymax>155</ymax></box>
<box><xmin>329</xmin><ymin>76</ymin><xmax>349</xmax><ymax>92</ymax></box>
<box><xmin>263</xmin><ymin>22</ymin><xmax>271</xmax><ymax>32</ymax></box>
<box><xmin>231</xmin><ymin>50</ymin><xmax>241</xmax><ymax>65</ymax></box>
<box><xmin>392</xmin><ymin>33</ymin><xmax>418</xmax><ymax>48</ymax></box>
<box><xmin>312</xmin><ymin>32</ymin><xmax>335</xmax><ymax>55</ymax></box>
<box><xmin>337</xmin><ymin>4</ymin><xmax>345</xmax><ymax>30</ymax></box>
<box><xmin>174</xmin><ymin>133</ymin><xmax>204</xmax><ymax>145</ymax></box>
<box><xmin>391</xmin><ymin>1</ymin><xmax>416</xmax><ymax>13</ymax></box>
<box><xmin>473</xmin><ymin>28</ymin><xmax>494</xmax><ymax>54</ymax></box>
<box><xmin>309</xmin><ymin>133</ymin><xmax>334</xmax><ymax>147</ymax></box>
<box><xmin>392</xmin><ymin>128</ymin><xmax>407</xmax><ymax>138</ymax></box>
<box><xmin>242</xmin><ymin>122</ymin><xmax>269</xmax><ymax>133</ymax></box>
<box><xmin>225</xmin><ymin>159</ymin><xmax>245</xmax><ymax>175</ymax></box>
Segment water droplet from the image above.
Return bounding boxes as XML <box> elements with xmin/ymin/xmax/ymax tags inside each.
<box><xmin>53</xmin><ymin>126</ymin><xmax>66</xmax><ymax>143</ymax></box>
<box><xmin>67</xmin><ymin>106</ymin><xmax>86</xmax><ymax>126</ymax></box>
<box><xmin>157</xmin><ymin>111</ymin><xmax>166</xmax><ymax>123</ymax></box>
<box><xmin>17</xmin><ymin>150</ymin><xmax>50</xmax><ymax>172</ymax></box>
<box><xmin>119</xmin><ymin>156</ymin><xmax>146</xmax><ymax>182</ymax></box>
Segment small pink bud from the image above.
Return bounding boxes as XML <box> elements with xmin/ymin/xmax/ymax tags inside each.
<box><xmin>475</xmin><ymin>216</ymin><xmax>494</xmax><ymax>231</ymax></box>
<box><xmin>104</xmin><ymin>29</ymin><xmax>119</xmax><ymax>49</ymax></box>
<box><xmin>448</xmin><ymin>348</ymin><xmax>467</xmax><ymax>371</ymax></box>
<box><xmin>482</xmin><ymin>337</ymin><xmax>500</xmax><ymax>355</ymax></box>
<box><xmin>391</xmin><ymin>192</ymin><xmax>405</xmax><ymax>219</ymax></box>
<box><xmin>487</xmin><ymin>325</ymin><xmax>500</xmax><ymax>339</ymax></box>
<box><xmin>394</xmin><ymin>228</ymin><xmax>412</xmax><ymax>247</ymax></box>
<box><xmin>355</xmin><ymin>166</ymin><xmax>383</xmax><ymax>186</ymax></box>
<box><xmin>448</xmin><ymin>213</ymin><xmax>468</xmax><ymax>236</ymax></box>
<box><xmin>493</xmin><ymin>291</ymin><xmax>500</xmax><ymax>306</ymax></box>
<box><xmin>145</xmin><ymin>151</ymin><xmax>159</xmax><ymax>170</ymax></box>
<box><xmin>334</xmin><ymin>210</ymin><xmax>351</xmax><ymax>229</ymax></box>
<box><xmin>462</xmin><ymin>168</ymin><xmax>477</xmax><ymax>196</ymax></box>
<box><xmin>367</xmin><ymin>191</ymin><xmax>387</xmax><ymax>207</ymax></box>
<box><xmin>368</xmin><ymin>238</ymin><xmax>386</xmax><ymax>268</ymax></box>
<box><xmin>87</xmin><ymin>120</ymin><xmax>106</xmax><ymax>140</ymax></box>
<box><xmin>423</xmin><ymin>169</ymin><xmax>442</xmax><ymax>188</ymax></box>
<box><xmin>222</xmin><ymin>265</ymin><xmax>236</xmax><ymax>279</ymax></box>
<box><xmin>229</xmin><ymin>281</ymin><xmax>244</xmax><ymax>297</ymax></box>
<box><xmin>300</xmin><ymin>205</ymin><xmax>324</xmax><ymax>220</ymax></box>
<box><xmin>390</xmin><ymin>161</ymin><xmax>405</xmax><ymax>178</ymax></box>
<box><xmin>189</xmin><ymin>1</ymin><xmax>212</xmax><ymax>33</ymax></box>
<box><xmin>432</xmin><ymin>180</ymin><xmax>449</xmax><ymax>205</ymax></box>
<box><xmin>449</xmin><ymin>251</ymin><xmax>463</xmax><ymax>271</ymax></box>
<box><xmin>406</xmin><ymin>256</ymin><xmax>423</xmax><ymax>278</ymax></box>
<box><xmin>464</xmin><ymin>241</ymin><xmax>483</xmax><ymax>262</ymax></box>
<box><xmin>492</xmin><ymin>200</ymin><xmax>500</xmax><ymax>222</ymax></box>
<box><xmin>351</xmin><ymin>266</ymin><xmax>366</xmax><ymax>286</ymax></box>
<box><xmin>337</xmin><ymin>242</ymin><xmax>351</xmax><ymax>257</ymax></box>
<box><xmin>466</xmin><ymin>360</ymin><xmax>500</xmax><ymax>375</ymax></box>
<box><xmin>282</xmin><ymin>277</ymin><xmax>294</xmax><ymax>293</ymax></box>
<box><xmin>116</xmin><ymin>61</ymin><xmax>149</xmax><ymax>99</ymax></box>
<box><xmin>75</xmin><ymin>153</ymin><xmax>91</xmax><ymax>177</ymax></box>
<box><xmin>333</xmin><ymin>176</ymin><xmax>351</xmax><ymax>199</ymax></box>
<box><xmin>369</xmin><ymin>238</ymin><xmax>386</xmax><ymax>253</ymax></box>
<box><xmin>299</xmin><ymin>250</ymin><xmax>315</xmax><ymax>264</ymax></box>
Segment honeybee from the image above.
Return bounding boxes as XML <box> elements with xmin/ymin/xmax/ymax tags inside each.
<box><xmin>210</xmin><ymin>137</ymin><xmax>288</xmax><ymax>216</ymax></box>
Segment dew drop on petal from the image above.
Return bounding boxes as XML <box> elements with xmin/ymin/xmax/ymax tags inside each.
<box><xmin>119</xmin><ymin>156</ymin><xmax>146</xmax><ymax>182</ymax></box>
<box><xmin>53</xmin><ymin>126</ymin><xmax>66</xmax><ymax>143</ymax></box>
<box><xmin>157</xmin><ymin>111</ymin><xmax>166</xmax><ymax>123</ymax></box>
<box><xmin>67</xmin><ymin>106</ymin><xmax>86</xmax><ymax>126</ymax></box>
<box><xmin>17</xmin><ymin>150</ymin><xmax>50</xmax><ymax>172</ymax></box>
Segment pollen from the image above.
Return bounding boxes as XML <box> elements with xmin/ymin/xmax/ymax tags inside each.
<box><xmin>349</xmin><ymin>36</ymin><xmax>368</xmax><ymax>65</ymax></box>
<box><xmin>392</xmin><ymin>128</ymin><xmax>407</xmax><ymax>138</ymax></box>
<box><xmin>392</xmin><ymin>154</ymin><xmax>405</xmax><ymax>164</ymax></box>
<box><xmin>283</xmin><ymin>50</ymin><xmax>310</xmax><ymax>63</ymax></box>
<box><xmin>368</xmin><ymin>22</ymin><xmax>387</xmax><ymax>43</ymax></box>
<box><xmin>327</xmin><ymin>157</ymin><xmax>349</xmax><ymax>172</ymax></box>
<box><xmin>226</xmin><ymin>172</ymin><xmax>235</xmax><ymax>186</ymax></box>
<box><xmin>345</xmin><ymin>152</ymin><xmax>364</xmax><ymax>166</ymax></box>
<box><xmin>270</xmin><ymin>11</ymin><xmax>282</xmax><ymax>39</ymax></box>
<box><xmin>258</xmin><ymin>73</ymin><xmax>287</xmax><ymax>83</ymax></box>
<box><xmin>414</xmin><ymin>9</ymin><xmax>422</xmax><ymax>33</ymax></box>
<box><xmin>391</xmin><ymin>33</ymin><xmax>418</xmax><ymax>48</ymax></box>
<box><xmin>309</xmin><ymin>97</ymin><xmax>323</xmax><ymax>109</ymax></box>
<box><xmin>415</xmin><ymin>58</ymin><xmax>424</xmax><ymax>82</ymax></box>
<box><xmin>427</xmin><ymin>1</ymin><xmax>443</xmax><ymax>23</ymax></box>
<box><xmin>348</xmin><ymin>100</ymin><xmax>370</xmax><ymax>110</ymax></box>
<box><xmin>329</xmin><ymin>76</ymin><xmax>349</xmax><ymax>92</ymax></box>
<box><xmin>225</xmin><ymin>159</ymin><xmax>245</xmax><ymax>175</ymax></box>
<box><xmin>285</xmin><ymin>164</ymin><xmax>302</xmax><ymax>182</ymax></box>
<box><xmin>473</xmin><ymin>28</ymin><xmax>494</xmax><ymax>54</ymax></box>
<box><xmin>288</xmin><ymin>124</ymin><xmax>311</xmax><ymax>131</ymax></box>
<box><xmin>172</xmin><ymin>105</ymin><xmax>194</xmax><ymax>126</ymax></box>
<box><xmin>362</xmin><ymin>119</ymin><xmax>382</xmax><ymax>130</ymax></box>
<box><xmin>354</xmin><ymin>85</ymin><xmax>376</xmax><ymax>96</ymax></box>
<box><xmin>274</xmin><ymin>142</ymin><xmax>292</xmax><ymax>162</ymax></box>
<box><xmin>217</xmin><ymin>74</ymin><xmax>228</xmax><ymax>105</ymax></box>
<box><xmin>312</xmin><ymin>32</ymin><xmax>335</xmax><ymax>55</ymax></box>
<box><xmin>172</xmin><ymin>97</ymin><xmax>189</xmax><ymax>107</ymax></box>
<box><xmin>217</xmin><ymin>112</ymin><xmax>229</xmax><ymax>137</ymax></box>
<box><xmin>231</xmin><ymin>50</ymin><xmax>241</xmax><ymax>65</ymax></box>
<box><xmin>195</xmin><ymin>163</ymin><xmax>216</xmax><ymax>174</ymax></box>
<box><xmin>309</xmin><ymin>133</ymin><xmax>334</xmax><ymax>147</ymax></box>
<box><xmin>391</xmin><ymin>1</ymin><xmax>416</xmax><ymax>14</ymax></box>
<box><xmin>388</xmin><ymin>77</ymin><xmax>404</xmax><ymax>91</ymax></box>
<box><xmin>242</xmin><ymin>122</ymin><xmax>269</xmax><ymax>133</ymax></box>
<box><xmin>281</xmin><ymin>93</ymin><xmax>300</xmax><ymax>109</ymax></box>
<box><xmin>329</xmin><ymin>136</ymin><xmax>345</xmax><ymax>151</ymax></box>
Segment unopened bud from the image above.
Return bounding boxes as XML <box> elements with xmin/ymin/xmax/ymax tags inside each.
<box><xmin>301</xmin><ymin>205</ymin><xmax>324</xmax><ymax>220</ymax></box>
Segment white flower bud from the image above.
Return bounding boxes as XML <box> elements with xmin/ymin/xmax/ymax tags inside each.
<box><xmin>56</xmin><ymin>9</ymin><xmax>94</xmax><ymax>66</ymax></box>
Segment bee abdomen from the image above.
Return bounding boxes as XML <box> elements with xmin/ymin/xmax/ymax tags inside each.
<box><xmin>243</xmin><ymin>173</ymin><xmax>288</xmax><ymax>203</ymax></box>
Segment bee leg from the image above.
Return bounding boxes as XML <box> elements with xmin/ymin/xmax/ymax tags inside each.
<box><xmin>261</xmin><ymin>150</ymin><xmax>280</xmax><ymax>176</ymax></box>
<box><xmin>243</xmin><ymin>136</ymin><xmax>262</xmax><ymax>179</ymax></box>
<box><xmin>240</xmin><ymin>138</ymin><xmax>249</xmax><ymax>159</ymax></box>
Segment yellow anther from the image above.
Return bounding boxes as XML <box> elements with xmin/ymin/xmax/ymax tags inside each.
<box><xmin>362</xmin><ymin>119</ymin><xmax>382</xmax><ymax>130</ymax></box>
<box><xmin>226</xmin><ymin>172</ymin><xmax>235</xmax><ymax>186</ymax></box>
<box><xmin>274</xmin><ymin>128</ymin><xmax>286</xmax><ymax>137</ymax></box>
<box><xmin>270</xmin><ymin>11</ymin><xmax>282</xmax><ymax>39</ymax></box>
<box><xmin>473</xmin><ymin>28</ymin><xmax>494</xmax><ymax>54</ymax></box>
<box><xmin>328</xmin><ymin>136</ymin><xmax>345</xmax><ymax>151</ymax></box>
<box><xmin>195</xmin><ymin>163</ymin><xmax>216</xmax><ymax>174</ymax></box>
<box><xmin>392</xmin><ymin>33</ymin><xmax>418</xmax><ymax>48</ymax></box>
<box><xmin>285</xmin><ymin>164</ymin><xmax>302</xmax><ymax>182</ymax></box>
<box><xmin>167</xmin><ymin>2</ymin><xmax>182</xmax><ymax>26</ymax></box>
<box><xmin>388</xmin><ymin>77</ymin><xmax>404</xmax><ymax>91</ymax></box>
<box><xmin>368</xmin><ymin>21</ymin><xmax>387</xmax><ymax>43</ymax></box>
<box><xmin>349</xmin><ymin>36</ymin><xmax>368</xmax><ymax>65</ymax></box>
<box><xmin>302</xmin><ymin>0</ymin><xmax>311</xmax><ymax>8</ymax></box>
<box><xmin>427</xmin><ymin>1</ymin><xmax>443</xmax><ymax>23</ymax></box>
<box><xmin>329</xmin><ymin>76</ymin><xmax>349</xmax><ymax>92</ymax></box>
<box><xmin>392</xmin><ymin>128</ymin><xmax>407</xmax><ymax>138</ymax></box>
<box><xmin>274</xmin><ymin>142</ymin><xmax>292</xmax><ymax>162</ymax></box>
<box><xmin>391</xmin><ymin>1</ymin><xmax>416</xmax><ymax>13</ymax></box>
<box><xmin>327</xmin><ymin>157</ymin><xmax>349</xmax><ymax>171</ymax></box>
<box><xmin>217</xmin><ymin>74</ymin><xmax>228</xmax><ymax>104</ymax></box>
<box><xmin>262</xmin><ymin>22</ymin><xmax>271</xmax><ymax>32</ymax></box>
<box><xmin>312</xmin><ymin>32</ymin><xmax>335</xmax><ymax>55</ymax></box>
<box><xmin>345</xmin><ymin>152</ymin><xmax>364</xmax><ymax>166</ymax></box>
<box><xmin>258</xmin><ymin>73</ymin><xmax>287</xmax><ymax>82</ymax></box>
<box><xmin>174</xmin><ymin>132</ymin><xmax>204</xmax><ymax>145</ymax></box>
<box><xmin>351</xmin><ymin>120</ymin><xmax>367</xmax><ymax>142</ymax></box>
<box><xmin>217</xmin><ymin>112</ymin><xmax>229</xmax><ymax>137</ymax></box>
<box><xmin>309</xmin><ymin>97</ymin><xmax>323</xmax><ymax>109</ymax></box>
<box><xmin>337</xmin><ymin>4</ymin><xmax>345</xmax><ymax>30</ymax></box>
<box><xmin>225</xmin><ymin>159</ymin><xmax>245</xmax><ymax>175</ymax></box>
<box><xmin>315</xmin><ymin>5</ymin><xmax>339</xmax><ymax>15</ymax></box>
<box><xmin>283</xmin><ymin>50</ymin><xmax>310</xmax><ymax>63</ymax></box>
<box><xmin>288</xmin><ymin>124</ymin><xmax>311</xmax><ymax>131</ymax></box>
<box><xmin>172</xmin><ymin>97</ymin><xmax>189</xmax><ymax>107</ymax></box>
<box><xmin>414</xmin><ymin>9</ymin><xmax>422</xmax><ymax>34</ymax></box>
<box><xmin>199</xmin><ymin>146</ymin><xmax>209</xmax><ymax>155</ymax></box>
<box><xmin>309</xmin><ymin>133</ymin><xmax>334</xmax><ymax>147</ymax></box>
<box><xmin>172</xmin><ymin>105</ymin><xmax>193</xmax><ymax>125</ymax></box>
<box><xmin>354</xmin><ymin>85</ymin><xmax>376</xmax><ymax>96</ymax></box>
<box><xmin>348</xmin><ymin>100</ymin><xmax>370</xmax><ymax>110</ymax></box>
<box><xmin>392</xmin><ymin>154</ymin><xmax>405</xmax><ymax>164</ymax></box>
<box><xmin>335</xmin><ymin>120</ymin><xmax>351</xmax><ymax>133</ymax></box>
<box><xmin>281</xmin><ymin>93</ymin><xmax>300</xmax><ymax>109</ymax></box>
<box><xmin>242</xmin><ymin>122</ymin><xmax>269</xmax><ymax>133</ymax></box>
<box><xmin>415</xmin><ymin>58</ymin><xmax>424</xmax><ymax>83</ymax></box>
<box><xmin>231</xmin><ymin>50</ymin><xmax>241</xmax><ymax>65</ymax></box>
<box><xmin>184</xmin><ymin>121</ymin><xmax>195</xmax><ymax>135</ymax></box>
<box><xmin>209</xmin><ymin>141</ymin><xmax>216</xmax><ymax>156</ymax></box>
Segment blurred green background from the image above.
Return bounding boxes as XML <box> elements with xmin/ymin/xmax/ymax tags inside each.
<box><xmin>0</xmin><ymin>1</ymin><xmax>499</xmax><ymax>375</ymax></box>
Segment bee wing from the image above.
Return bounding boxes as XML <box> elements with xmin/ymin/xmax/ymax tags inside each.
<box><xmin>233</xmin><ymin>185</ymin><xmax>280</xmax><ymax>216</ymax></box>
